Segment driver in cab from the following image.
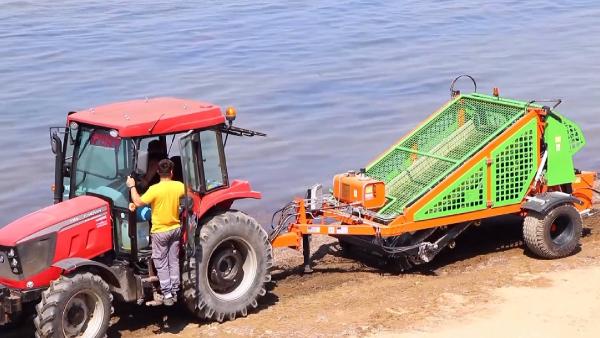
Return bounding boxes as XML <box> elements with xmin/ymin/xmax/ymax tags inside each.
<box><xmin>126</xmin><ymin>159</ymin><xmax>185</xmax><ymax>306</ymax></box>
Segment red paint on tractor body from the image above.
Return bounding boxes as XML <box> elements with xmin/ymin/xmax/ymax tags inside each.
<box><xmin>0</xmin><ymin>195</ymin><xmax>112</xmax><ymax>287</ymax></box>
<box><xmin>68</xmin><ymin>97</ymin><xmax>226</xmax><ymax>137</ymax></box>
<box><xmin>192</xmin><ymin>180</ymin><xmax>262</xmax><ymax>220</ymax></box>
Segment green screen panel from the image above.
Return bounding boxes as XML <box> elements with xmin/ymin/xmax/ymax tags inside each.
<box><xmin>491</xmin><ymin>118</ymin><xmax>538</xmax><ymax>207</ymax></box>
<box><xmin>414</xmin><ymin>158</ymin><xmax>487</xmax><ymax>221</ymax></box>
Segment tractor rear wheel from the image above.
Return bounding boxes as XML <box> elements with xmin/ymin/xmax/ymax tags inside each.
<box><xmin>523</xmin><ymin>204</ymin><xmax>582</xmax><ymax>259</ymax></box>
<box><xmin>182</xmin><ymin>210</ymin><xmax>272</xmax><ymax>322</ymax></box>
<box><xmin>34</xmin><ymin>272</ymin><xmax>112</xmax><ymax>338</ymax></box>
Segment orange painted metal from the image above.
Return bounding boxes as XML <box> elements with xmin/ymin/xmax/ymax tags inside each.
<box><xmin>571</xmin><ymin>171</ymin><xmax>597</xmax><ymax>211</ymax></box>
<box><xmin>276</xmin><ymin>103</ymin><xmax>593</xmax><ymax>245</ymax></box>
<box><xmin>385</xmin><ymin>204</ymin><xmax>523</xmax><ymax>234</ymax></box>
<box><xmin>271</xmin><ymin>231</ymin><xmax>301</xmax><ymax>249</ymax></box>
<box><xmin>288</xmin><ymin>204</ymin><xmax>523</xmax><ymax>237</ymax></box>
<box><xmin>411</xmin><ymin>143</ymin><xmax>418</xmax><ymax>162</ymax></box>
<box><xmin>332</xmin><ymin>172</ymin><xmax>386</xmax><ymax>209</ymax></box>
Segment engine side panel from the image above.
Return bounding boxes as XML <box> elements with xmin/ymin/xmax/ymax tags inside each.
<box><xmin>0</xmin><ymin>196</ymin><xmax>112</xmax><ymax>289</ymax></box>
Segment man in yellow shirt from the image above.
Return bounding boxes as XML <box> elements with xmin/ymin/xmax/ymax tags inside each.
<box><xmin>127</xmin><ymin>159</ymin><xmax>185</xmax><ymax>306</ymax></box>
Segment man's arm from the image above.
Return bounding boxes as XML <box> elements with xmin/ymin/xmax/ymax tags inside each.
<box><xmin>127</xmin><ymin>176</ymin><xmax>146</xmax><ymax>207</ymax></box>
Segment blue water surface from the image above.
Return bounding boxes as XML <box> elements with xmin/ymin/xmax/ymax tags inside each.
<box><xmin>1</xmin><ymin>0</ymin><xmax>599</xmax><ymax>225</ymax></box>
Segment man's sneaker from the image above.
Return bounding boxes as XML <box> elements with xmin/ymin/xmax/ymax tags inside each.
<box><xmin>145</xmin><ymin>292</ymin><xmax>164</xmax><ymax>306</ymax></box>
<box><xmin>163</xmin><ymin>295</ymin><xmax>175</xmax><ymax>306</ymax></box>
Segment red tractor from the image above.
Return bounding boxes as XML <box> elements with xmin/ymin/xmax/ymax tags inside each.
<box><xmin>0</xmin><ymin>98</ymin><xmax>272</xmax><ymax>337</ymax></box>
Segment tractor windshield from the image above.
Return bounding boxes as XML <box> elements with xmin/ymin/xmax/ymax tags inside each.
<box><xmin>72</xmin><ymin>127</ymin><xmax>134</xmax><ymax>208</ymax></box>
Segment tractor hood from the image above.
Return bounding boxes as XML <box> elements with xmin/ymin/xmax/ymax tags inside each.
<box><xmin>0</xmin><ymin>196</ymin><xmax>109</xmax><ymax>246</ymax></box>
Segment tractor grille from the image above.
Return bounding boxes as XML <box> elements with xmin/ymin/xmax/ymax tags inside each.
<box><xmin>0</xmin><ymin>247</ymin><xmax>15</xmax><ymax>280</ymax></box>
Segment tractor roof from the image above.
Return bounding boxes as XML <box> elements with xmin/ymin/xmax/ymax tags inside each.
<box><xmin>68</xmin><ymin>97</ymin><xmax>226</xmax><ymax>137</ymax></box>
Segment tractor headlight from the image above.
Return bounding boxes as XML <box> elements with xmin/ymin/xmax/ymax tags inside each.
<box><xmin>16</xmin><ymin>235</ymin><xmax>56</xmax><ymax>278</ymax></box>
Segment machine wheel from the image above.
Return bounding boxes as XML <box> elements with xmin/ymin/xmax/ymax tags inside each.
<box><xmin>182</xmin><ymin>210</ymin><xmax>272</xmax><ymax>322</ymax></box>
<box><xmin>34</xmin><ymin>272</ymin><xmax>112</xmax><ymax>338</ymax></box>
<box><xmin>523</xmin><ymin>204</ymin><xmax>582</xmax><ymax>259</ymax></box>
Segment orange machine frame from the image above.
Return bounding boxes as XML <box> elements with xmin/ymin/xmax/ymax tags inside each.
<box><xmin>272</xmin><ymin>107</ymin><xmax>595</xmax><ymax>249</ymax></box>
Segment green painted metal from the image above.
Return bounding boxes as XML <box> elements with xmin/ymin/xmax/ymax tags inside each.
<box><xmin>367</xmin><ymin>93</ymin><xmax>529</xmax><ymax>218</ymax></box>
<box><xmin>554</xmin><ymin>112</ymin><xmax>586</xmax><ymax>155</ymax></box>
<box><xmin>491</xmin><ymin>118</ymin><xmax>538</xmax><ymax>207</ymax></box>
<box><xmin>395</xmin><ymin>146</ymin><xmax>458</xmax><ymax>163</ymax></box>
<box><xmin>544</xmin><ymin>115</ymin><xmax>576</xmax><ymax>185</ymax></box>
<box><xmin>414</xmin><ymin>158</ymin><xmax>487</xmax><ymax>221</ymax></box>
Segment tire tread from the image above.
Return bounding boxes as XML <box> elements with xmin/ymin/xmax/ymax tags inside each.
<box><xmin>181</xmin><ymin>210</ymin><xmax>272</xmax><ymax>322</ymax></box>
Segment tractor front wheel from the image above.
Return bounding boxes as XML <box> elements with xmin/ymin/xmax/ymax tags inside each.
<box><xmin>34</xmin><ymin>272</ymin><xmax>112</xmax><ymax>338</ymax></box>
<box><xmin>523</xmin><ymin>204</ymin><xmax>583</xmax><ymax>259</ymax></box>
<box><xmin>182</xmin><ymin>210</ymin><xmax>272</xmax><ymax>322</ymax></box>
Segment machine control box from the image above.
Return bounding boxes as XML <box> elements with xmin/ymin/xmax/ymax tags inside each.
<box><xmin>333</xmin><ymin>171</ymin><xmax>386</xmax><ymax>209</ymax></box>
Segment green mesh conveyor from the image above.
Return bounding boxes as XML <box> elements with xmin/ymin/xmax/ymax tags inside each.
<box><xmin>366</xmin><ymin>93</ymin><xmax>531</xmax><ymax>218</ymax></box>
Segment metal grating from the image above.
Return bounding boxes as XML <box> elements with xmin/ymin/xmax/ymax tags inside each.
<box><xmin>414</xmin><ymin>159</ymin><xmax>487</xmax><ymax>221</ymax></box>
<box><xmin>367</xmin><ymin>93</ymin><xmax>528</xmax><ymax>218</ymax></box>
<box><xmin>561</xmin><ymin>116</ymin><xmax>586</xmax><ymax>154</ymax></box>
<box><xmin>491</xmin><ymin>118</ymin><xmax>538</xmax><ymax>207</ymax></box>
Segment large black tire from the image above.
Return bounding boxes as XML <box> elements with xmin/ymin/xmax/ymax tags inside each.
<box><xmin>34</xmin><ymin>272</ymin><xmax>112</xmax><ymax>338</ymax></box>
<box><xmin>523</xmin><ymin>204</ymin><xmax>583</xmax><ymax>259</ymax></box>
<box><xmin>182</xmin><ymin>210</ymin><xmax>272</xmax><ymax>322</ymax></box>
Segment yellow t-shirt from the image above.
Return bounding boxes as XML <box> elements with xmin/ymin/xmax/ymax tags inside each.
<box><xmin>140</xmin><ymin>180</ymin><xmax>186</xmax><ymax>233</ymax></box>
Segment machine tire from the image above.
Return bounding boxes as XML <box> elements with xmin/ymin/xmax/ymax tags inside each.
<box><xmin>34</xmin><ymin>272</ymin><xmax>112</xmax><ymax>338</ymax></box>
<box><xmin>523</xmin><ymin>204</ymin><xmax>582</xmax><ymax>259</ymax></box>
<box><xmin>182</xmin><ymin>210</ymin><xmax>272</xmax><ymax>322</ymax></box>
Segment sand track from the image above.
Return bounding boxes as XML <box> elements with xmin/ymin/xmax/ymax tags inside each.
<box><xmin>3</xmin><ymin>215</ymin><xmax>600</xmax><ymax>337</ymax></box>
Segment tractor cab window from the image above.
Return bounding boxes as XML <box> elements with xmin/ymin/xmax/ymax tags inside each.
<box><xmin>180</xmin><ymin>129</ymin><xmax>228</xmax><ymax>193</ymax></box>
<box><xmin>199</xmin><ymin>130</ymin><xmax>227</xmax><ymax>191</ymax></box>
<box><xmin>73</xmin><ymin>128</ymin><xmax>133</xmax><ymax>209</ymax></box>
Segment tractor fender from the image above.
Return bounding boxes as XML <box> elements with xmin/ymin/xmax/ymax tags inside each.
<box><xmin>193</xmin><ymin>179</ymin><xmax>261</xmax><ymax>220</ymax></box>
<box><xmin>52</xmin><ymin>257</ymin><xmax>120</xmax><ymax>288</ymax></box>
<box><xmin>522</xmin><ymin>192</ymin><xmax>583</xmax><ymax>214</ymax></box>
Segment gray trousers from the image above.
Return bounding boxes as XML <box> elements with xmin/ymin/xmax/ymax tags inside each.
<box><xmin>151</xmin><ymin>227</ymin><xmax>181</xmax><ymax>296</ymax></box>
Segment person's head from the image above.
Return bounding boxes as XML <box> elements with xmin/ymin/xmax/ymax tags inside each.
<box><xmin>157</xmin><ymin>159</ymin><xmax>174</xmax><ymax>178</ymax></box>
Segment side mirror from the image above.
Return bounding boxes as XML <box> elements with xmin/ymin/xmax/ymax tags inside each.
<box><xmin>68</xmin><ymin>122</ymin><xmax>78</xmax><ymax>145</ymax></box>
<box><xmin>51</xmin><ymin>133</ymin><xmax>64</xmax><ymax>204</ymax></box>
<box><xmin>51</xmin><ymin>137</ymin><xmax>59</xmax><ymax>154</ymax></box>
<box><xmin>49</xmin><ymin>127</ymin><xmax>64</xmax><ymax>154</ymax></box>
<box><xmin>51</xmin><ymin>133</ymin><xmax>63</xmax><ymax>156</ymax></box>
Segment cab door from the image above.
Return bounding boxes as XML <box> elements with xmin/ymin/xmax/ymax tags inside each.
<box><xmin>179</xmin><ymin>132</ymin><xmax>200</xmax><ymax>259</ymax></box>
<box><xmin>179</xmin><ymin>129</ymin><xmax>229</xmax><ymax>194</ymax></box>
<box><xmin>178</xmin><ymin>128</ymin><xmax>229</xmax><ymax>250</ymax></box>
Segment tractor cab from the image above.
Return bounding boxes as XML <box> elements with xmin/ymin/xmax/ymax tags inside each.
<box><xmin>1</xmin><ymin>97</ymin><xmax>270</xmax><ymax>336</ymax></box>
<box><xmin>49</xmin><ymin>98</ymin><xmax>263</xmax><ymax>262</ymax></box>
